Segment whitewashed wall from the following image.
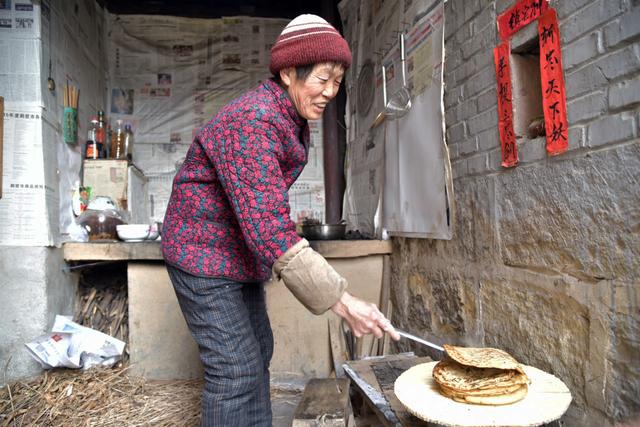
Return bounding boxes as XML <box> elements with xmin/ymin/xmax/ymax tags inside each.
<box><xmin>0</xmin><ymin>0</ymin><xmax>105</xmax><ymax>384</ymax></box>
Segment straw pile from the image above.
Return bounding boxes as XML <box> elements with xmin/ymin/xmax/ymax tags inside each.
<box><xmin>0</xmin><ymin>367</ymin><xmax>202</xmax><ymax>426</ymax></box>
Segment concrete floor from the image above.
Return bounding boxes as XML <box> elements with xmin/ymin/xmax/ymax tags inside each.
<box><xmin>272</xmin><ymin>388</ymin><xmax>303</xmax><ymax>426</ymax></box>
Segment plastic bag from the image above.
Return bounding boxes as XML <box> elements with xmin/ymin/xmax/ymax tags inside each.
<box><xmin>25</xmin><ymin>315</ymin><xmax>126</xmax><ymax>370</ymax></box>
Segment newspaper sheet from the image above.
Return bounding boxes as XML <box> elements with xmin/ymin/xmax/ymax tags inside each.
<box><xmin>221</xmin><ymin>16</ymin><xmax>287</xmax><ymax>70</ymax></box>
<box><xmin>0</xmin><ymin>0</ymin><xmax>39</xmax><ymax>38</ymax></box>
<box><xmin>0</xmin><ymin>37</ymin><xmax>41</xmax><ymax>104</ymax></box>
<box><xmin>383</xmin><ymin>1</ymin><xmax>452</xmax><ymax>239</ymax></box>
<box><xmin>297</xmin><ymin>120</ymin><xmax>324</xmax><ymax>181</ymax></box>
<box><xmin>0</xmin><ymin>104</ymin><xmax>57</xmax><ymax>245</ymax></box>
<box><xmin>26</xmin><ymin>315</ymin><xmax>126</xmax><ymax>370</ymax></box>
<box><xmin>343</xmin><ymin>125</ymin><xmax>385</xmax><ymax>237</ymax></box>
<box><xmin>289</xmin><ymin>180</ymin><xmax>325</xmax><ymax>224</ymax></box>
<box><xmin>147</xmin><ymin>172</ymin><xmax>175</xmax><ymax>222</ymax></box>
<box><xmin>0</xmin><ymin>0</ymin><xmax>42</xmax><ymax>108</ymax></box>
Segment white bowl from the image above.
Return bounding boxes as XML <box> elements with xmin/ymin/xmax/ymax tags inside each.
<box><xmin>117</xmin><ymin>224</ymin><xmax>151</xmax><ymax>242</ymax></box>
<box><xmin>147</xmin><ymin>224</ymin><xmax>160</xmax><ymax>240</ymax></box>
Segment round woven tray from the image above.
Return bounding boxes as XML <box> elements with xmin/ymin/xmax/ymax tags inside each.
<box><xmin>394</xmin><ymin>362</ymin><xmax>572</xmax><ymax>427</ymax></box>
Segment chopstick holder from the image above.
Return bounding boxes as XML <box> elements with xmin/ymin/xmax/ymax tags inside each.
<box><xmin>63</xmin><ymin>84</ymin><xmax>79</xmax><ymax>145</ymax></box>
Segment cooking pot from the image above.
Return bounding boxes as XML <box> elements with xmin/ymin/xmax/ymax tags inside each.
<box><xmin>301</xmin><ymin>223</ymin><xmax>346</xmax><ymax>240</ymax></box>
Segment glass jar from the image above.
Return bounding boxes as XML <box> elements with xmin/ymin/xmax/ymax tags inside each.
<box><xmin>111</xmin><ymin>119</ymin><xmax>126</xmax><ymax>159</ymax></box>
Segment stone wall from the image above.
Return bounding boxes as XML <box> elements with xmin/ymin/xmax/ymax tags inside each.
<box><xmin>390</xmin><ymin>1</ymin><xmax>639</xmax><ymax>425</ymax></box>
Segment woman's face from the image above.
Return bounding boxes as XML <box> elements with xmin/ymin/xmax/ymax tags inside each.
<box><xmin>281</xmin><ymin>63</ymin><xmax>345</xmax><ymax>120</ymax></box>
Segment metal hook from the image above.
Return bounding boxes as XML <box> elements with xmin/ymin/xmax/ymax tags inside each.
<box><xmin>400</xmin><ymin>33</ymin><xmax>407</xmax><ymax>87</ymax></box>
<box><xmin>381</xmin><ymin>65</ymin><xmax>388</xmax><ymax>106</ymax></box>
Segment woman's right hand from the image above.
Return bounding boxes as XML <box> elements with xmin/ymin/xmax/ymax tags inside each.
<box><xmin>330</xmin><ymin>291</ymin><xmax>400</xmax><ymax>340</ymax></box>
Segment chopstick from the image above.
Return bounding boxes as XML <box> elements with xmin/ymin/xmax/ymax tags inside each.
<box><xmin>64</xmin><ymin>84</ymin><xmax>79</xmax><ymax>108</ymax></box>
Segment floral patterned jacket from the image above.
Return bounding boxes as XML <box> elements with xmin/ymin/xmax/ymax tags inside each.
<box><xmin>161</xmin><ymin>79</ymin><xmax>307</xmax><ymax>281</ymax></box>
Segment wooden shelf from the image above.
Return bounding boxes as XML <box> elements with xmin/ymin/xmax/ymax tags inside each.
<box><xmin>63</xmin><ymin>241</ymin><xmax>163</xmax><ymax>261</ymax></box>
<box><xmin>63</xmin><ymin>239</ymin><xmax>392</xmax><ymax>261</ymax></box>
<box><xmin>309</xmin><ymin>240</ymin><xmax>392</xmax><ymax>258</ymax></box>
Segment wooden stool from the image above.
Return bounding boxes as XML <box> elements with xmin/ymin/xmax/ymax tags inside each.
<box><xmin>292</xmin><ymin>378</ymin><xmax>355</xmax><ymax>427</ymax></box>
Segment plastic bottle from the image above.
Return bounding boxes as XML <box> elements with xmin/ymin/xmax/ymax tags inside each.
<box><xmin>124</xmin><ymin>124</ymin><xmax>134</xmax><ymax>163</ymax></box>
<box><xmin>96</xmin><ymin>110</ymin><xmax>107</xmax><ymax>158</ymax></box>
<box><xmin>105</xmin><ymin>123</ymin><xmax>112</xmax><ymax>158</ymax></box>
<box><xmin>84</xmin><ymin>116</ymin><xmax>101</xmax><ymax>159</ymax></box>
<box><xmin>111</xmin><ymin>119</ymin><xmax>126</xmax><ymax>159</ymax></box>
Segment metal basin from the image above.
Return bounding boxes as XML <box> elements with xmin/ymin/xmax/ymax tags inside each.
<box><xmin>301</xmin><ymin>223</ymin><xmax>346</xmax><ymax>240</ymax></box>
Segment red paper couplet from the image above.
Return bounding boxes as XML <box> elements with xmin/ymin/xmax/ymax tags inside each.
<box><xmin>493</xmin><ymin>42</ymin><xmax>518</xmax><ymax>167</ymax></box>
<box><xmin>538</xmin><ymin>8</ymin><xmax>568</xmax><ymax>155</ymax></box>
<box><xmin>498</xmin><ymin>0</ymin><xmax>549</xmax><ymax>41</ymax></box>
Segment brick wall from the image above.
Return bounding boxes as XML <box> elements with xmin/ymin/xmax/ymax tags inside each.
<box><xmin>445</xmin><ymin>0</ymin><xmax>639</xmax><ymax>175</ymax></box>
<box><xmin>391</xmin><ymin>1</ymin><xmax>639</xmax><ymax>425</ymax></box>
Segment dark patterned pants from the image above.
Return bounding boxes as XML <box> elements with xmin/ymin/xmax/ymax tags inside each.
<box><xmin>167</xmin><ymin>265</ymin><xmax>274</xmax><ymax>427</ymax></box>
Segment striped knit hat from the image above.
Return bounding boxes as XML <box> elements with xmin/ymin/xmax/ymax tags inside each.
<box><xmin>269</xmin><ymin>14</ymin><xmax>352</xmax><ymax>75</ymax></box>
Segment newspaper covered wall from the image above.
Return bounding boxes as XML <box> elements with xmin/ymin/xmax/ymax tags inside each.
<box><xmin>0</xmin><ymin>1</ymin><xmax>51</xmax><ymax>245</ymax></box>
<box><xmin>339</xmin><ymin>0</ymin><xmax>451</xmax><ymax>238</ymax></box>
<box><xmin>106</xmin><ymin>14</ymin><xmax>326</xmax><ymax>223</ymax></box>
<box><xmin>0</xmin><ymin>0</ymin><xmax>108</xmax><ymax>246</ymax></box>
<box><xmin>383</xmin><ymin>2</ymin><xmax>452</xmax><ymax>239</ymax></box>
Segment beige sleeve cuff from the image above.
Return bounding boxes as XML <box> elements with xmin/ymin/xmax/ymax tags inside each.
<box><xmin>276</xmin><ymin>245</ymin><xmax>348</xmax><ymax>315</ymax></box>
<box><xmin>272</xmin><ymin>238</ymin><xmax>309</xmax><ymax>278</ymax></box>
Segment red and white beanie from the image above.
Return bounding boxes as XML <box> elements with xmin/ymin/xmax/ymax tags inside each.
<box><xmin>269</xmin><ymin>14</ymin><xmax>352</xmax><ymax>75</ymax></box>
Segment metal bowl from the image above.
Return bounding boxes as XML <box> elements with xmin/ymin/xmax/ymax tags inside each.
<box><xmin>301</xmin><ymin>223</ymin><xmax>346</xmax><ymax>240</ymax></box>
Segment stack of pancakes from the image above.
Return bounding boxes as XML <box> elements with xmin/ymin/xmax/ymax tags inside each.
<box><xmin>432</xmin><ymin>344</ymin><xmax>530</xmax><ymax>405</ymax></box>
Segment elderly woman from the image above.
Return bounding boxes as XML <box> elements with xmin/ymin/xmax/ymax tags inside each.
<box><xmin>161</xmin><ymin>14</ymin><xmax>399</xmax><ymax>426</ymax></box>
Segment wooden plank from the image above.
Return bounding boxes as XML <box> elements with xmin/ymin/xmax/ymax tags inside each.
<box><xmin>309</xmin><ymin>240</ymin><xmax>392</xmax><ymax>258</ymax></box>
<box><xmin>355</xmin><ymin>337</ymin><xmax>364</xmax><ymax>360</ymax></box>
<box><xmin>343</xmin><ymin>364</ymin><xmax>400</xmax><ymax>427</ymax></box>
<box><xmin>377</xmin><ymin>254</ymin><xmax>392</xmax><ymax>355</ymax></box>
<box><xmin>381</xmin><ymin>303</ymin><xmax>393</xmax><ymax>356</ymax></box>
<box><xmin>329</xmin><ymin>318</ymin><xmax>348</xmax><ymax>378</ymax></box>
<box><xmin>63</xmin><ymin>242</ymin><xmax>163</xmax><ymax>261</ymax></box>
<box><xmin>293</xmin><ymin>378</ymin><xmax>353</xmax><ymax>427</ymax></box>
<box><xmin>343</xmin><ymin>354</ymin><xmax>417</xmax><ymax>427</ymax></box>
<box><xmin>371</xmin><ymin>357</ymin><xmax>434</xmax><ymax>427</ymax></box>
<box><xmin>380</xmin><ymin>255</ymin><xmax>391</xmax><ymax>308</ymax></box>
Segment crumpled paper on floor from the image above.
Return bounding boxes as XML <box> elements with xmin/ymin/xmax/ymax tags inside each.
<box><xmin>25</xmin><ymin>315</ymin><xmax>126</xmax><ymax>369</ymax></box>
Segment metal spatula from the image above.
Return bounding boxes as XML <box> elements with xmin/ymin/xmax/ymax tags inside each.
<box><xmin>395</xmin><ymin>329</ymin><xmax>445</xmax><ymax>353</ymax></box>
